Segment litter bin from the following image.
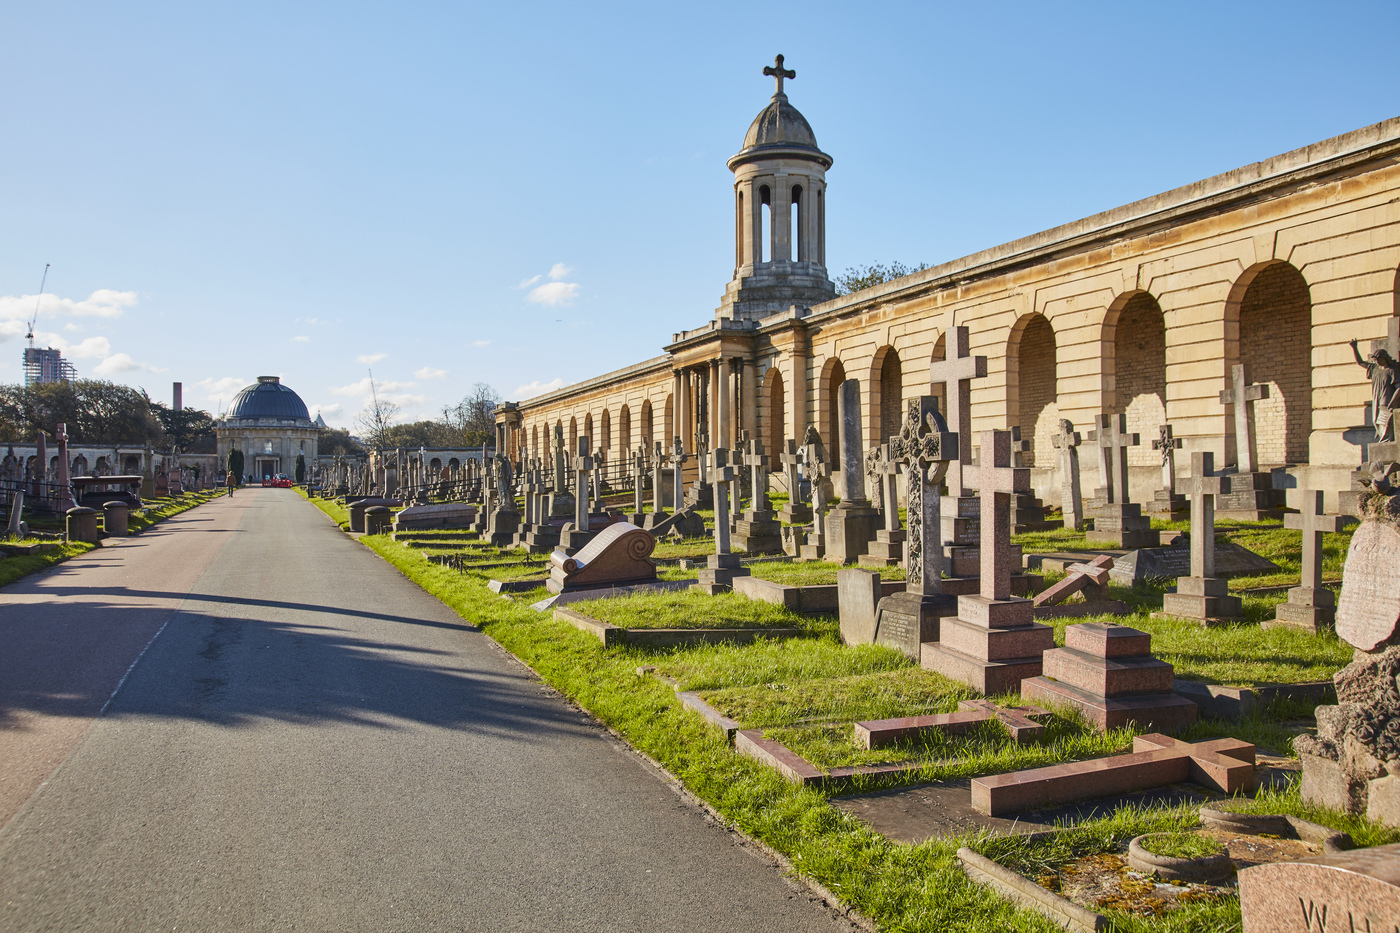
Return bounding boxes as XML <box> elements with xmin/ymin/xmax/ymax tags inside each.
<box><xmin>103</xmin><ymin>501</ymin><xmax>130</xmax><ymax>537</ymax></box>
<box><xmin>364</xmin><ymin>505</ymin><xmax>394</xmax><ymax>535</ymax></box>
<box><xmin>66</xmin><ymin>506</ymin><xmax>100</xmax><ymax>544</ymax></box>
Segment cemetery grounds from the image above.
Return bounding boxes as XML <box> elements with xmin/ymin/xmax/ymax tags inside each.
<box><xmin>301</xmin><ymin>488</ymin><xmax>1400</xmax><ymax>932</ymax></box>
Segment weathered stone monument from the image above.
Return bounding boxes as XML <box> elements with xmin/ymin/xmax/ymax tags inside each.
<box><xmin>922</xmin><ymin>430</ymin><xmax>1055</xmax><ymax>694</ymax></box>
<box><xmin>627</xmin><ymin>445</ymin><xmax>647</xmax><ymax>526</ymax></box>
<box><xmin>1050</xmin><ymin>419</ymin><xmax>1085</xmax><ymax>531</ymax></box>
<box><xmin>1147</xmin><ymin>424</ymin><xmax>1187</xmax><ymax>516</ymax></box>
<box><xmin>798</xmin><ymin>426</ymin><xmax>832</xmax><ymax>561</ymax></box>
<box><xmin>1085</xmin><ymin>414</ymin><xmax>1155</xmax><ymax>548</ymax></box>
<box><xmin>1265</xmin><ymin>490</ymin><xmax>1350</xmax><ymax>631</ymax></box>
<box><xmin>1237</xmin><ymin>842</ymin><xmax>1400</xmax><ymax>933</ymax></box>
<box><xmin>1296</xmin><ymin>488</ymin><xmax>1400</xmax><ymax>828</ymax></box>
<box><xmin>858</xmin><ymin>443</ymin><xmax>905</xmax><ymax>568</ymax></box>
<box><xmin>1156</xmin><ymin>451</ymin><xmax>1243</xmax><ymax>624</ymax></box>
<box><xmin>1030</xmin><ymin>554</ymin><xmax>1129</xmax><ymax>618</ymax></box>
<box><xmin>487</xmin><ymin>455</ymin><xmax>518</xmax><ymax>546</ymax></box>
<box><xmin>930</xmin><ymin>327</ymin><xmax>986</xmax><ymax>583</ymax></box>
<box><xmin>546</xmin><ymin>521</ymin><xmax>657</xmax><ymax>595</ymax></box>
<box><xmin>1217</xmin><ymin>363</ymin><xmax>1285</xmax><ymax>520</ymax></box>
<box><xmin>733</xmin><ymin>436</ymin><xmax>781</xmax><ymax>554</ymax></box>
<box><xmin>1008</xmin><ymin>426</ymin><xmax>1055</xmax><ymax>533</ymax></box>
<box><xmin>558</xmin><ymin>438</ymin><xmax>595</xmax><ymax>554</ymax></box>
<box><xmin>1022</xmin><ymin>623</ymin><xmax>1197</xmax><ymax>733</ymax></box>
<box><xmin>642</xmin><ymin>439</ymin><xmax>670</xmax><ymax>531</ymax></box>
<box><xmin>824</xmin><ymin>380</ymin><xmax>879</xmax><ymax>564</ymax></box>
<box><xmin>776</xmin><ymin>439</ymin><xmax>810</xmax><ymax>523</ymax></box>
<box><xmin>694</xmin><ymin>448</ymin><xmax>750</xmax><ymax>594</ymax></box>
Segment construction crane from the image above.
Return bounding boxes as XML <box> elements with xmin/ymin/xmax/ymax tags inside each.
<box><xmin>26</xmin><ymin>263</ymin><xmax>49</xmax><ymax>348</ymax></box>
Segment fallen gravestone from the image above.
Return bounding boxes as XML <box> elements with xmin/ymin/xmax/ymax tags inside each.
<box><xmin>855</xmin><ymin>699</ymin><xmax>1051</xmax><ymax>749</ymax></box>
<box><xmin>1031</xmin><ymin>554</ymin><xmax>1129</xmax><ymax>618</ymax></box>
<box><xmin>1108</xmin><ymin>538</ymin><xmax>1280</xmax><ymax>587</ymax></box>
<box><xmin>546</xmin><ymin>521</ymin><xmax>657</xmax><ymax>595</ymax></box>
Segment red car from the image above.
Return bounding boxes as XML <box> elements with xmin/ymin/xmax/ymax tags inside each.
<box><xmin>263</xmin><ymin>474</ymin><xmax>294</xmax><ymax>488</ymax></box>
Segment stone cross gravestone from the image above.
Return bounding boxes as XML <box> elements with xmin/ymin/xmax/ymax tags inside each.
<box><xmin>1149</xmin><ymin>424</ymin><xmax>1187</xmax><ymax>515</ymax></box>
<box><xmin>668</xmin><ymin>437</ymin><xmax>688</xmax><ymax>520</ymax></box>
<box><xmin>1217</xmin><ymin>363</ymin><xmax>1285</xmax><ymax>520</ymax></box>
<box><xmin>693</xmin><ymin>448</ymin><xmax>750</xmax><ymax>593</ymax></box>
<box><xmin>1007</xmin><ymin>426</ymin><xmax>1054</xmax><ymax>533</ymax></box>
<box><xmin>1266</xmin><ymin>490</ymin><xmax>1349</xmax><ymax>632</ymax></box>
<box><xmin>734</xmin><ymin>436</ymin><xmax>781</xmax><ymax>554</ymax></box>
<box><xmin>1086</xmin><ymin>414</ymin><xmax>1155</xmax><ymax>548</ymax></box>
<box><xmin>928</xmin><ymin>326</ymin><xmax>986</xmax><ymax>499</ymax></box>
<box><xmin>825</xmin><ymin>379</ymin><xmax>879</xmax><ymax>564</ymax></box>
<box><xmin>856</xmin><ymin>699</ymin><xmax>1052</xmax><ymax>749</ymax></box>
<box><xmin>776</xmin><ymin>439</ymin><xmax>810</xmax><ymax>523</ymax></box>
<box><xmin>1051</xmin><ymin>419</ymin><xmax>1085</xmax><ymax>531</ymax></box>
<box><xmin>558</xmin><ymin>437</ymin><xmax>595</xmax><ymax>553</ymax></box>
<box><xmin>1219</xmin><ymin>362</ymin><xmax>1270</xmax><ymax>475</ymax></box>
<box><xmin>859</xmin><ymin>443</ymin><xmax>905</xmax><ymax>569</ymax></box>
<box><xmin>799</xmin><ymin>426</ymin><xmax>833</xmax><ymax>561</ymax></box>
<box><xmin>628</xmin><ymin>446</ymin><xmax>647</xmax><ymax>526</ymax></box>
<box><xmin>1157</xmin><ymin>451</ymin><xmax>1243</xmax><ymax>624</ymax></box>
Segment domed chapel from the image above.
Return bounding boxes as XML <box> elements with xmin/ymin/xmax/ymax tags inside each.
<box><xmin>499</xmin><ymin>55</ymin><xmax>1400</xmax><ymax>514</ymax></box>
<box><xmin>216</xmin><ymin>376</ymin><xmax>319</xmax><ymax>480</ymax></box>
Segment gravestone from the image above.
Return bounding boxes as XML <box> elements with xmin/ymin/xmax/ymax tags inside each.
<box><xmin>776</xmin><ymin>439</ymin><xmax>811</xmax><ymax>523</ymax></box>
<box><xmin>855</xmin><ymin>699</ymin><xmax>1051</xmax><ymax>749</ymax></box>
<box><xmin>668</xmin><ymin>437</ymin><xmax>690</xmax><ymax>519</ymax></box>
<box><xmin>1265</xmin><ymin>490</ymin><xmax>1350</xmax><ymax>632</ymax></box>
<box><xmin>931</xmin><ymin>327</ymin><xmax>988</xmax><ymax>583</ymax></box>
<box><xmin>798</xmin><ymin>426</ymin><xmax>832</xmax><ymax>560</ymax></box>
<box><xmin>859</xmin><ymin>443</ymin><xmax>905</xmax><ymax>568</ymax></box>
<box><xmin>1217</xmin><ymin>363</ymin><xmax>1285</xmax><ymax>520</ymax></box>
<box><xmin>693</xmin><ymin>448</ymin><xmax>750</xmax><ymax>594</ymax></box>
<box><xmin>1008</xmin><ymin>426</ymin><xmax>1056</xmax><ymax>533</ymax></box>
<box><xmin>1147</xmin><ymin>424</ymin><xmax>1187</xmax><ymax>516</ymax></box>
<box><xmin>1051</xmin><ymin>419</ymin><xmax>1086</xmax><ymax>531</ymax></box>
<box><xmin>873</xmin><ymin>396</ymin><xmax>959</xmax><ymax>658</ymax></box>
<box><xmin>1022</xmin><ymin>623</ymin><xmax>1197</xmax><ymax>733</ymax></box>
<box><xmin>1030</xmin><ymin>554</ymin><xmax>1129</xmax><ymax>618</ymax></box>
<box><xmin>393</xmin><ymin>501</ymin><xmax>477</xmax><ymax>532</ymax></box>
<box><xmin>971</xmin><ymin>733</ymin><xmax>1255</xmax><ymax>816</ymax></box>
<box><xmin>487</xmin><ymin>455</ymin><xmax>518</xmax><ymax>546</ymax></box>
<box><xmin>558</xmin><ymin>438</ymin><xmax>595</xmax><ymax>554</ymax></box>
<box><xmin>1297</xmin><ymin>489</ymin><xmax>1400</xmax><ymax>827</ymax></box>
<box><xmin>733</xmin><ymin>436</ymin><xmax>782</xmax><ymax>554</ymax></box>
<box><xmin>546</xmin><ymin>521</ymin><xmax>657</xmax><ymax>594</ymax></box>
<box><xmin>922</xmin><ymin>431</ymin><xmax>1056</xmax><ymax>695</ymax></box>
<box><xmin>1237</xmin><ymin>842</ymin><xmax>1400</xmax><ymax>933</ymax></box>
<box><xmin>627</xmin><ymin>445</ymin><xmax>647</xmax><ymax>526</ymax></box>
<box><xmin>1085</xmin><ymin>414</ymin><xmax>1155</xmax><ymax>548</ymax></box>
<box><xmin>642</xmin><ymin>440</ymin><xmax>671</xmax><ymax>531</ymax></box>
<box><xmin>837</xmin><ymin>567</ymin><xmax>885</xmax><ymax>647</ymax></box>
<box><xmin>1157</xmin><ymin>451</ymin><xmax>1244</xmax><ymax>624</ymax></box>
<box><xmin>825</xmin><ymin>380</ymin><xmax>879</xmax><ymax>564</ymax></box>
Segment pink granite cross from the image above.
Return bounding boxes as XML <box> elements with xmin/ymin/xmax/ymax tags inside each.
<box><xmin>1032</xmin><ymin>554</ymin><xmax>1114</xmax><ymax>608</ymax></box>
<box><xmin>971</xmin><ymin>733</ymin><xmax>1256</xmax><ymax>816</ymax></box>
<box><xmin>971</xmin><ymin>430</ymin><xmax>1030</xmax><ymax>601</ymax></box>
<box><xmin>855</xmin><ymin>699</ymin><xmax>1052</xmax><ymax>749</ymax></box>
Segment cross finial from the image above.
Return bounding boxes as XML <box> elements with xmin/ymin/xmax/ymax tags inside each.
<box><xmin>762</xmin><ymin>54</ymin><xmax>796</xmax><ymax>98</ymax></box>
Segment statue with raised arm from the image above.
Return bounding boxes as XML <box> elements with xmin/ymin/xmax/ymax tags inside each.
<box><xmin>1352</xmin><ymin>338</ymin><xmax>1400</xmax><ymax>443</ymax></box>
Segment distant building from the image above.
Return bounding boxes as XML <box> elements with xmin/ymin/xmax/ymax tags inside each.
<box><xmin>23</xmin><ymin>347</ymin><xmax>76</xmax><ymax>386</ymax></box>
<box><xmin>215</xmin><ymin>376</ymin><xmax>319</xmax><ymax>479</ymax></box>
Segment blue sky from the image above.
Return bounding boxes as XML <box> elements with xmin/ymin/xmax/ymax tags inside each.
<box><xmin>1</xmin><ymin>1</ymin><xmax>1396</xmax><ymax>429</ymax></box>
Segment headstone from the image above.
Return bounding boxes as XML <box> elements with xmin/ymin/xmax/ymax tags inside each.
<box><xmin>858</xmin><ymin>443</ymin><xmax>905</xmax><ymax>568</ymax></box>
<box><xmin>1237</xmin><ymin>842</ymin><xmax>1400</xmax><ymax>933</ymax></box>
<box><xmin>837</xmin><ymin>567</ymin><xmax>884</xmax><ymax>647</ymax></box>
<box><xmin>627</xmin><ymin>445</ymin><xmax>647</xmax><ymax>526</ymax></box>
<box><xmin>776</xmin><ymin>439</ymin><xmax>811</xmax><ymax>523</ymax></box>
<box><xmin>1266</xmin><ymin>490</ymin><xmax>1351</xmax><ymax>632</ymax></box>
<box><xmin>971</xmin><ymin>733</ymin><xmax>1255</xmax><ymax>816</ymax></box>
<box><xmin>733</xmin><ymin>436</ymin><xmax>781</xmax><ymax>554</ymax></box>
<box><xmin>798</xmin><ymin>426</ymin><xmax>832</xmax><ymax>560</ymax></box>
<box><xmin>1217</xmin><ymin>363</ymin><xmax>1286</xmax><ymax>520</ymax></box>
<box><xmin>825</xmin><ymin>379</ymin><xmax>879</xmax><ymax>564</ymax></box>
<box><xmin>922</xmin><ymin>431</ymin><xmax>1056</xmax><ymax>694</ymax></box>
<box><xmin>1147</xmin><ymin>424</ymin><xmax>1187</xmax><ymax>516</ymax></box>
<box><xmin>872</xmin><ymin>396</ymin><xmax>959</xmax><ymax>658</ymax></box>
<box><xmin>546</xmin><ymin>521</ymin><xmax>657</xmax><ymax>594</ymax></box>
<box><xmin>643</xmin><ymin>440</ymin><xmax>670</xmax><ymax>530</ymax></box>
<box><xmin>558</xmin><ymin>438</ymin><xmax>596</xmax><ymax>553</ymax></box>
<box><xmin>931</xmin><ymin>327</ymin><xmax>990</xmax><ymax>582</ymax></box>
<box><xmin>487</xmin><ymin>455</ymin><xmax>519</xmax><ymax>546</ymax></box>
<box><xmin>694</xmin><ymin>448</ymin><xmax>750</xmax><ymax>593</ymax></box>
<box><xmin>393</xmin><ymin>501</ymin><xmax>478</xmax><ymax>532</ymax></box>
<box><xmin>1085</xmin><ymin>414</ymin><xmax>1155</xmax><ymax>548</ymax></box>
<box><xmin>1022</xmin><ymin>623</ymin><xmax>1197</xmax><ymax>733</ymax></box>
<box><xmin>856</xmin><ymin>699</ymin><xmax>1052</xmax><ymax>749</ymax></box>
<box><xmin>668</xmin><ymin>437</ymin><xmax>689</xmax><ymax>520</ymax></box>
<box><xmin>1051</xmin><ymin>419</ymin><xmax>1086</xmax><ymax>531</ymax></box>
<box><xmin>1029</xmin><ymin>554</ymin><xmax>1129</xmax><ymax>618</ymax></box>
<box><xmin>53</xmin><ymin>423</ymin><xmax>74</xmax><ymax>513</ymax></box>
<box><xmin>6</xmin><ymin>488</ymin><xmax>25</xmax><ymax>539</ymax></box>
<box><xmin>1157</xmin><ymin>451</ymin><xmax>1244</xmax><ymax>625</ymax></box>
<box><xmin>1008</xmin><ymin>426</ymin><xmax>1056</xmax><ymax>533</ymax></box>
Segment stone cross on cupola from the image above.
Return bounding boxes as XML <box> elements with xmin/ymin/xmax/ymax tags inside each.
<box><xmin>762</xmin><ymin>54</ymin><xmax>795</xmax><ymax>98</ymax></box>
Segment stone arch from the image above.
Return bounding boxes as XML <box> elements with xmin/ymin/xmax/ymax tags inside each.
<box><xmin>619</xmin><ymin>405</ymin><xmax>631</xmax><ymax>457</ymax></box>
<box><xmin>1007</xmin><ymin>313</ymin><xmax>1057</xmax><ymax>468</ymax></box>
<box><xmin>72</xmin><ymin>454</ymin><xmax>89</xmax><ymax>475</ymax></box>
<box><xmin>641</xmin><ymin>399</ymin><xmax>654</xmax><ymax>447</ymax></box>
<box><xmin>600</xmin><ymin>409</ymin><xmax>611</xmax><ymax>457</ymax></box>
<box><xmin>662</xmin><ymin>394</ymin><xmax>673</xmax><ymax>447</ymax></box>
<box><xmin>818</xmin><ymin>356</ymin><xmax>846</xmax><ymax>453</ymax></box>
<box><xmin>1224</xmin><ymin>260</ymin><xmax>1312</xmax><ymax>465</ymax></box>
<box><xmin>1104</xmin><ymin>291</ymin><xmax>1168</xmax><ymax>469</ymax></box>
<box><xmin>122</xmin><ymin>455</ymin><xmax>141</xmax><ymax>474</ymax></box>
<box><xmin>583</xmin><ymin>413</ymin><xmax>594</xmax><ymax>447</ymax></box>
<box><xmin>929</xmin><ymin>331</ymin><xmax>947</xmax><ymax>417</ymax></box>
<box><xmin>95</xmin><ymin>456</ymin><xmax>110</xmax><ymax>475</ymax></box>
<box><xmin>449</xmin><ymin>457</ymin><xmax>461</xmax><ymax>471</ymax></box>
<box><xmin>568</xmin><ymin>417</ymin><xmax>577</xmax><ymax>451</ymax></box>
<box><xmin>871</xmin><ymin>346</ymin><xmax>902</xmax><ymax>446</ymax></box>
<box><xmin>763</xmin><ymin>365</ymin><xmax>785</xmax><ymax>456</ymax></box>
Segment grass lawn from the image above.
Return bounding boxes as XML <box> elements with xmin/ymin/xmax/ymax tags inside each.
<box><xmin>344</xmin><ymin>508</ymin><xmax>1396</xmax><ymax>933</ymax></box>
<box><xmin>748</xmin><ymin>560</ymin><xmax>906</xmax><ymax>585</ymax></box>
<box><xmin>574</xmin><ymin>589</ymin><xmax>825</xmax><ymax>631</ymax></box>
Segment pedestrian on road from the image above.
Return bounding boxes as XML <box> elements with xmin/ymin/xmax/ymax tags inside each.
<box><xmin>226</xmin><ymin>471</ymin><xmax>236</xmax><ymax>497</ymax></box>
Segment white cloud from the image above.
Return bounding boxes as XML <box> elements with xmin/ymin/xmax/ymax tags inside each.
<box><xmin>415</xmin><ymin>367</ymin><xmax>447</xmax><ymax>380</ymax></box>
<box><xmin>0</xmin><ymin>288</ymin><xmax>137</xmax><ymax>323</ymax></box>
<box><xmin>518</xmin><ymin>274</ymin><xmax>541</xmax><ymax>289</ymax></box>
<box><xmin>526</xmin><ymin>281</ymin><xmax>580</xmax><ymax>307</ymax></box>
<box><xmin>197</xmin><ymin>376</ymin><xmax>248</xmax><ymax>397</ymax></box>
<box><xmin>64</xmin><ymin>322</ymin><xmax>83</xmax><ymax>333</ymax></box>
<box><xmin>64</xmin><ymin>336</ymin><xmax>113</xmax><ymax>359</ymax></box>
<box><xmin>296</xmin><ymin>316</ymin><xmax>327</xmax><ymax>326</ymax></box>
<box><xmin>310</xmin><ymin>402</ymin><xmax>343</xmax><ymax>419</ymax></box>
<box><xmin>356</xmin><ymin>353</ymin><xmax>386</xmax><ymax>365</ymax></box>
<box><xmin>93</xmin><ymin>352</ymin><xmax>166</xmax><ymax>376</ymax></box>
<box><xmin>383</xmin><ymin>392</ymin><xmax>426</xmax><ymax>408</ymax></box>
<box><xmin>473</xmin><ymin>339</ymin><xmax>491</xmax><ymax>347</ymax></box>
<box><xmin>292</xmin><ymin>335</ymin><xmax>310</xmax><ymax>343</ymax></box>
<box><xmin>513</xmin><ymin>377</ymin><xmax>564</xmax><ymax>399</ymax></box>
<box><xmin>330</xmin><ymin>377</ymin><xmax>415</xmax><ymax>397</ymax></box>
<box><xmin>548</xmin><ymin>263</ymin><xmax>573</xmax><ymax>281</ymax></box>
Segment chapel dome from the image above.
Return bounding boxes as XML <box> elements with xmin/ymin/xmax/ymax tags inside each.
<box><xmin>225</xmin><ymin>376</ymin><xmax>311</xmax><ymax>422</ymax></box>
<box><xmin>742</xmin><ymin>96</ymin><xmax>821</xmax><ymax>152</ymax></box>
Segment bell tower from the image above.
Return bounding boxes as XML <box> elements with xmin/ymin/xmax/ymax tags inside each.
<box><xmin>716</xmin><ymin>55</ymin><xmax>836</xmax><ymax>322</ymax></box>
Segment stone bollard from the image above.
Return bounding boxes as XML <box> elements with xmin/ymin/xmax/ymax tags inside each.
<box><xmin>66</xmin><ymin>506</ymin><xmax>100</xmax><ymax>544</ymax></box>
<box><xmin>103</xmin><ymin>501</ymin><xmax>130</xmax><ymax>537</ymax></box>
<box><xmin>364</xmin><ymin>505</ymin><xmax>394</xmax><ymax>535</ymax></box>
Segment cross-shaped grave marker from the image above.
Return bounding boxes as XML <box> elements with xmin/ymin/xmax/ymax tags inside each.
<box><xmin>1089</xmin><ymin>414</ymin><xmax>1140</xmax><ymax>505</ymax></box>
<box><xmin>650</xmin><ymin>440</ymin><xmax>668</xmax><ymax>516</ymax></box>
<box><xmin>710</xmin><ymin>448</ymin><xmax>735</xmax><ymax>554</ymax></box>
<box><xmin>888</xmin><ymin>396</ymin><xmax>957</xmax><ymax>596</ymax></box>
<box><xmin>1157</xmin><ymin>451</ymin><xmax>1243</xmax><ymax>623</ymax></box>
<box><xmin>1152</xmin><ymin>424</ymin><xmax>1184</xmax><ymax>496</ymax></box>
<box><xmin>871</xmin><ymin>443</ymin><xmax>902</xmax><ymax>534</ymax></box>
<box><xmin>1051</xmin><ymin>419</ymin><xmax>1085</xmax><ymax>531</ymax></box>
<box><xmin>971</xmin><ymin>430</ymin><xmax>1030</xmax><ymax>601</ymax></box>
<box><xmin>1219</xmin><ymin>363</ymin><xmax>1270</xmax><ymax>474</ymax></box>
<box><xmin>777</xmin><ymin>438</ymin><xmax>810</xmax><ymax>522</ymax></box>
<box><xmin>742</xmin><ymin>436</ymin><xmax>771</xmax><ymax>515</ymax></box>
<box><xmin>1009</xmin><ymin>426</ymin><xmax>1033</xmax><ymax>469</ymax></box>
<box><xmin>1032</xmin><ymin>554</ymin><xmax>1114</xmax><ymax>609</ymax></box>
<box><xmin>761</xmin><ymin>53</ymin><xmax>795</xmax><ymax>96</ymax></box>
<box><xmin>856</xmin><ymin>699</ymin><xmax>1051</xmax><ymax>750</ymax></box>
<box><xmin>971</xmin><ymin>733</ymin><xmax>1255</xmax><ymax>816</ymax></box>
<box><xmin>668</xmin><ymin>437</ymin><xmax>688</xmax><ymax>515</ymax></box>
<box><xmin>571</xmin><ymin>437</ymin><xmax>594</xmax><ymax>533</ymax></box>
<box><xmin>592</xmin><ymin>451</ymin><xmax>604</xmax><ymax>512</ymax></box>
<box><xmin>631</xmin><ymin>445</ymin><xmax>647</xmax><ymax>518</ymax></box>
<box><xmin>1270</xmin><ymin>490</ymin><xmax>1350</xmax><ymax>631</ymax></box>
<box><xmin>802</xmin><ymin>427</ymin><xmax>834</xmax><ymax>554</ymax></box>
<box><xmin>928</xmin><ymin>326</ymin><xmax>987</xmax><ymax>498</ymax></box>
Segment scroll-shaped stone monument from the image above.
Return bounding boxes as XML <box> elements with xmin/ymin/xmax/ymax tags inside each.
<box><xmin>1297</xmin><ymin>488</ymin><xmax>1400</xmax><ymax>828</ymax></box>
<box><xmin>546</xmin><ymin>521</ymin><xmax>657</xmax><ymax>595</ymax></box>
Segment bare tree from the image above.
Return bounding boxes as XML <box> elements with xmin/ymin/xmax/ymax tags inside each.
<box><xmin>354</xmin><ymin>371</ymin><xmax>401</xmax><ymax>448</ymax></box>
<box><xmin>442</xmin><ymin>382</ymin><xmax>500</xmax><ymax>446</ymax></box>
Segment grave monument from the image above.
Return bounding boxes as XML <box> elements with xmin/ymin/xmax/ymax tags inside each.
<box><xmin>693</xmin><ymin>448</ymin><xmax>750</xmax><ymax>594</ymax></box>
<box><xmin>1265</xmin><ymin>490</ymin><xmax>1350</xmax><ymax>632</ymax></box>
<box><xmin>1156</xmin><ymin>451</ymin><xmax>1243</xmax><ymax>624</ymax></box>
<box><xmin>733</xmin><ymin>436</ymin><xmax>782</xmax><ymax>554</ymax></box>
<box><xmin>1050</xmin><ymin>419</ymin><xmax>1085</xmax><ymax>531</ymax></box>
<box><xmin>1085</xmin><ymin>414</ymin><xmax>1155</xmax><ymax>548</ymax></box>
<box><xmin>824</xmin><ymin>380</ymin><xmax>879</xmax><ymax>563</ymax></box>
<box><xmin>1217</xmin><ymin>363</ymin><xmax>1285</xmax><ymax>520</ymax></box>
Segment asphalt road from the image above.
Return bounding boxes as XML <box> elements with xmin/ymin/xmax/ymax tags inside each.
<box><xmin>0</xmin><ymin>487</ymin><xmax>856</xmax><ymax>932</ymax></box>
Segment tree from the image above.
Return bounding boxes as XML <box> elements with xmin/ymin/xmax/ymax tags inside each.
<box><xmin>294</xmin><ymin>453</ymin><xmax>305</xmax><ymax>484</ymax></box>
<box><xmin>0</xmin><ymin>379</ymin><xmax>165</xmax><ymax>444</ymax></box>
<box><xmin>834</xmin><ymin>261</ymin><xmax>929</xmax><ymax>297</ymax></box>
<box><xmin>151</xmin><ymin>402</ymin><xmax>217</xmax><ymax>452</ymax></box>
<box><xmin>355</xmin><ymin>393</ymin><xmax>401</xmax><ymax>449</ymax></box>
<box><xmin>442</xmin><ymin>382</ymin><xmax>501</xmax><ymax>446</ymax></box>
<box><xmin>382</xmin><ymin>419</ymin><xmax>463</xmax><ymax>449</ymax></box>
<box><xmin>317</xmin><ymin>426</ymin><xmax>364</xmax><ymax>456</ymax></box>
<box><xmin>226</xmin><ymin>449</ymin><xmax>244</xmax><ymax>483</ymax></box>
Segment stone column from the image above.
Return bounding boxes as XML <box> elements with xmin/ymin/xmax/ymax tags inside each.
<box><xmin>709</xmin><ymin>360</ymin><xmax>721</xmax><ymax>448</ymax></box>
<box><xmin>672</xmin><ymin>369</ymin><xmax>685</xmax><ymax>454</ymax></box>
<box><xmin>717</xmin><ymin>359</ymin><xmax>732</xmax><ymax>449</ymax></box>
<box><xmin>740</xmin><ymin>357</ymin><xmax>756</xmax><ymax>442</ymax></box>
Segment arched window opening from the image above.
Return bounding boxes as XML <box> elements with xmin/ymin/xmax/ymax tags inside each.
<box><xmin>879</xmin><ymin>350</ymin><xmax>902</xmax><ymax>444</ymax></box>
<box><xmin>760</xmin><ymin>185</ymin><xmax>772</xmax><ymax>264</ymax></box>
<box><xmin>791</xmin><ymin>185</ymin><xmax>803</xmax><ymax>262</ymax></box>
<box><xmin>825</xmin><ymin>359</ymin><xmax>847</xmax><ymax>456</ymax></box>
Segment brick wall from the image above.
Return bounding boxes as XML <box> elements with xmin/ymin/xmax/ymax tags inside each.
<box><xmin>1115</xmin><ymin>293</ymin><xmax>1168</xmax><ymax>467</ymax></box>
<box><xmin>1017</xmin><ymin>314</ymin><xmax>1057</xmax><ymax>467</ymax></box>
<box><xmin>1240</xmin><ymin>262</ymin><xmax>1312</xmax><ymax>465</ymax></box>
<box><xmin>767</xmin><ymin>370</ymin><xmax>785</xmax><ymax>455</ymax></box>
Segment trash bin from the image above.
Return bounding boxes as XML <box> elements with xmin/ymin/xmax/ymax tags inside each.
<box><xmin>103</xmin><ymin>501</ymin><xmax>130</xmax><ymax>537</ymax></box>
<box><xmin>364</xmin><ymin>505</ymin><xmax>394</xmax><ymax>535</ymax></box>
<box><xmin>66</xmin><ymin>506</ymin><xmax>100</xmax><ymax>544</ymax></box>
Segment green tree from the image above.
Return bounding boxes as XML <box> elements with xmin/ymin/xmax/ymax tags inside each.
<box><xmin>441</xmin><ymin>382</ymin><xmax>501</xmax><ymax>446</ymax></box>
<box><xmin>294</xmin><ymin>453</ymin><xmax>305</xmax><ymax>484</ymax></box>
<box><xmin>317</xmin><ymin>426</ymin><xmax>364</xmax><ymax>456</ymax></box>
<box><xmin>226</xmin><ymin>449</ymin><xmax>244</xmax><ymax>484</ymax></box>
<box><xmin>834</xmin><ymin>261</ymin><xmax>929</xmax><ymax>297</ymax></box>
<box><xmin>151</xmin><ymin>402</ymin><xmax>217</xmax><ymax>452</ymax></box>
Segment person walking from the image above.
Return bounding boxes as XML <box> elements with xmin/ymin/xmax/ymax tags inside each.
<box><xmin>226</xmin><ymin>470</ymin><xmax>236</xmax><ymax>497</ymax></box>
